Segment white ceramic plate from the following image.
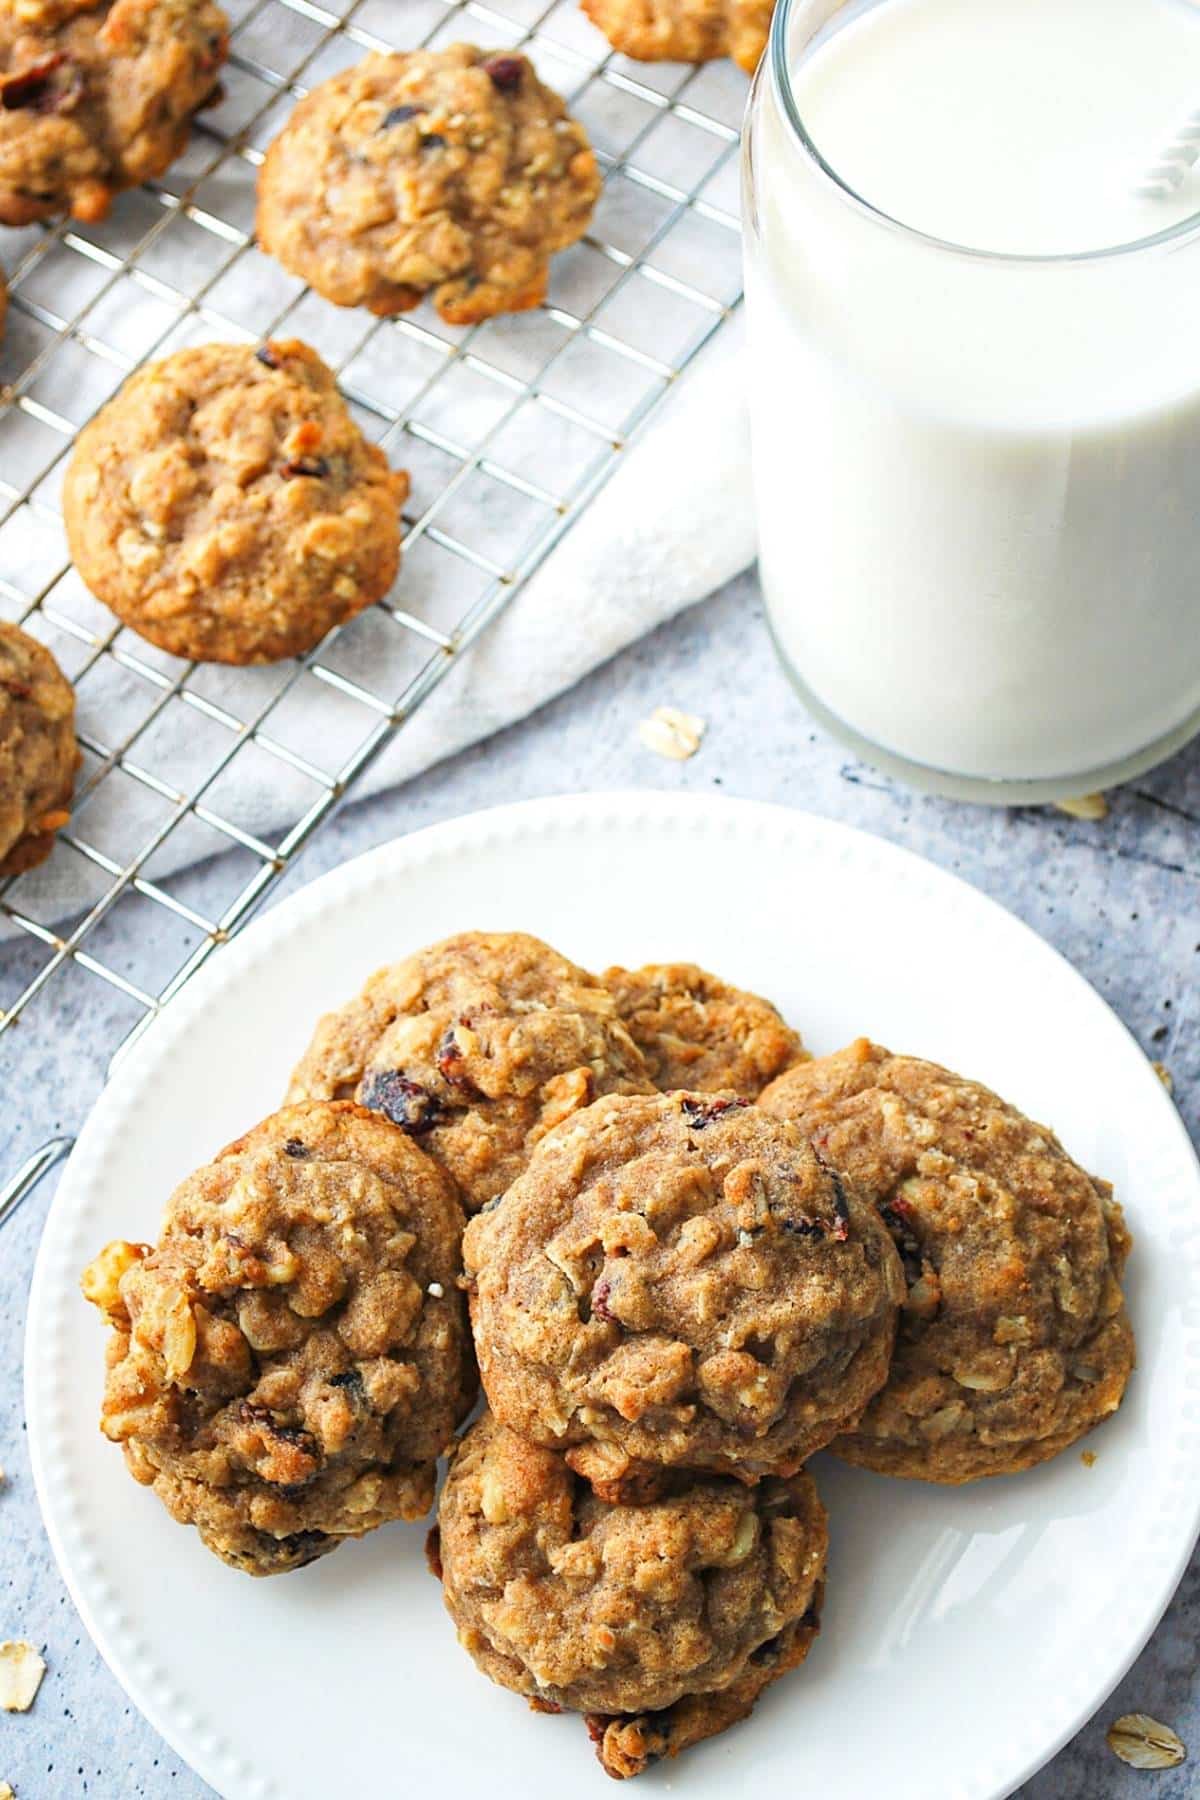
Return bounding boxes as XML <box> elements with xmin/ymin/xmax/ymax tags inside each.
<box><xmin>26</xmin><ymin>793</ymin><xmax>1200</xmax><ymax>1800</ymax></box>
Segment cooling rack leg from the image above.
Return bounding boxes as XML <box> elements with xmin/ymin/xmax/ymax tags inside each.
<box><xmin>0</xmin><ymin>1136</ymin><xmax>74</xmax><ymax>1231</ymax></box>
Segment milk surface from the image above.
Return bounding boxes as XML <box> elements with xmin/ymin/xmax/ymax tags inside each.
<box><xmin>796</xmin><ymin>0</ymin><xmax>1200</xmax><ymax>257</ymax></box>
<box><xmin>745</xmin><ymin>0</ymin><xmax>1200</xmax><ymax>788</ymax></box>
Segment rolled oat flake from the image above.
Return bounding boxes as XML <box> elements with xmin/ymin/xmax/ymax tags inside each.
<box><xmin>1106</xmin><ymin>1712</ymin><xmax>1186</xmax><ymax>1770</ymax></box>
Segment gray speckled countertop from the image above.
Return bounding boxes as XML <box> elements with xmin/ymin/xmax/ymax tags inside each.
<box><xmin>2</xmin><ymin>567</ymin><xmax>1198</xmax><ymax>1800</ymax></box>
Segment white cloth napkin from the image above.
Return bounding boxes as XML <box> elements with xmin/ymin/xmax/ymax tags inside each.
<box><xmin>4</xmin><ymin>322</ymin><xmax>754</xmax><ymax>931</ymax></box>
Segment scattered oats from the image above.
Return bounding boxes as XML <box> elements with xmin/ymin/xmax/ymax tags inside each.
<box><xmin>0</xmin><ymin>1643</ymin><xmax>45</xmax><ymax>1713</ymax></box>
<box><xmin>1152</xmin><ymin>1061</ymin><xmax>1175</xmax><ymax>1095</ymax></box>
<box><xmin>1107</xmin><ymin>1714</ymin><xmax>1186</xmax><ymax>1771</ymax></box>
<box><xmin>0</xmin><ymin>1781</ymin><xmax>14</xmax><ymax>1799</ymax></box>
<box><xmin>1080</xmin><ymin>1450</ymin><xmax>1097</xmax><ymax>1468</ymax></box>
<box><xmin>638</xmin><ymin>706</ymin><xmax>706</xmax><ymax>762</ymax></box>
<box><xmin>1055</xmin><ymin>792</ymin><xmax>1108</xmax><ymax>822</ymax></box>
<box><xmin>427</xmin><ymin>1282</ymin><xmax>445</xmax><ymax>1298</ymax></box>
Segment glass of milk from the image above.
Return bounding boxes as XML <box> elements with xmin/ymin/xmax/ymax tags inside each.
<box><xmin>743</xmin><ymin>0</ymin><xmax>1200</xmax><ymax>802</ymax></box>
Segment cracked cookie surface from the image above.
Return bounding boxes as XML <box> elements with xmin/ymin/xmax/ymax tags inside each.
<box><xmin>82</xmin><ymin>1101</ymin><xmax>474</xmax><ymax>1575</ymax></box>
<box><xmin>0</xmin><ymin>0</ymin><xmax>227</xmax><ymax>225</ymax></box>
<box><xmin>462</xmin><ymin>1090</ymin><xmax>903</xmax><ymax>1485</ymax></box>
<box><xmin>257</xmin><ymin>43</ymin><xmax>601</xmax><ymax>324</ymax></box>
<box><xmin>63</xmin><ymin>339</ymin><xmax>409</xmax><ymax>664</ymax></box>
<box><xmin>760</xmin><ymin>1038</ymin><xmax>1135</xmax><ymax>1481</ymax></box>
<box><xmin>582</xmin><ymin>0</ymin><xmax>774</xmax><ymax>73</ymax></box>
<box><xmin>287</xmin><ymin>931</ymin><xmax>656</xmax><ymax>1216</ymax></box>
<box><xmin>436</xmin><ymin>1411</ymin><xmax>825</xmax><ymax>1776</ymax></box>
<box><xmin>0</xmin><ymin>619</ymin><xmax>80</xmax><ymax>878</ymax></box>
<box><xmin>603</xmin><ymin>961</ymin><xmax>806</xmax><ymax>1097</ymax></box>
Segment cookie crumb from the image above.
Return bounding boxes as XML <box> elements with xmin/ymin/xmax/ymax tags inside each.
<box><xmin>1054</xmin><ymin>792</ymin><xmax>1108</xmax><ymax>821</ymax></box>
<box><xmin>638</xmin><ymin>706</ymin><xmax>706</xmax><ymax>761</ymax></box>
<box><xmin>1107</xmin><ymin>1713</ymin><xmax>1186</xmax><ymax>1770</ymax></box>
<box><xmin>0</xmin><ymin>1642</ymin><xmax>45</xmax><ymax>1713</ymax></box>
<box><xmin>1152</xmin><ymin>1061</ymin><xmax>1174</xmax><ymax>1095</ymax></box>
<box><xmin>1080</xmin><ymin>1450</ymin><xmax>1096</xmax><ymax>1467</ymax></box>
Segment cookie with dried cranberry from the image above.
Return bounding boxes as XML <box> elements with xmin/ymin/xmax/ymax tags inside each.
<box><xmin>257</xmin><ymin>44</ymin><xmax>601</xmax><ymax>325</ymax></box>
<box><xmin>462</xmin><ymin>1091</ymin><xmax>903</xmax><ymax>1488</ymax></box>
<box><xmin>435</xmin><ymin>1410</ymin><xmax>826</xmax><ymax>1777</ymax></box>
<box><xmin>582</xmin><ymin>0</ymin><xmax>773</xmax><ymax>74</ymax></box>
<box><xmin>81</xmin><ymin>1100</ymin><xmax>473</xmax><ymax>1575</ymax></box>
<box><xmin>603</xmin><ymin>961</ymin><xmax>806</xmax><ymax>1097</ymax></box>
<box><xmin>287</xmin><ymin>931</ymin><xmax>656</xmax><ymax>1216</ymax></box>
<box><xmin>63</xmin><ymin>339</ymin><xmax>408</xmax><ymax>664</ymax></box>
<box><xmin>0</xmin><ymin>0</ymin><xmax>227</xmax><ymax>226</ymax></box>
<box><xmin>0</xmin><ymin>619</ymin><xmax>80</xmax><ymax>877</ymax></box>
<box><xmin>759</xmin><ymin>1039</ymin><xmax>1135</xmax><ymax>1482</ymax></box>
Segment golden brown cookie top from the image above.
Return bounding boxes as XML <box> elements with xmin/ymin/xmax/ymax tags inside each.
<box><xmin>462</xmin><ymin>1089</ymin><xmax>903</xmax><ymax>1482</ymax></box>
<box><xmin>0</xmin><ymin>0</ymin><xmax>228</xmax><ymax>225</ymax></box>
<box><xmin>582</xmin><ymin>0</ymin><xmax>774</xmax><ymax>74</ymax></box>
<box><xmin>81</xmin><ymin>1100</ymin><xmax>474</xmax><ymax>1574</ymax></box>
<box><xmin>760</xmin><ymin>1038</ymin><xmax>1135</xmax><ymax>1481</ymax></box>
<box><xmin>436</xmin><ymin>1410</ymin><xmax>826</xmax><ymax>1717</ymax></box>
<box><xmin>0</xmin><ymin>619</ymin><xmax>79</xmax><ymax>878</ymax></box>
<box><xmin>63</xmin><ymin>338</ymin><xmax>408</xmax><ymax>664</ymax></box>
<box><xmin>603</xmin><ymin>961</ymin><xmax>806</xmax><ymax>1097</ymax></box>
<box><xmin>287</xmin><ymin>930</ymin><xmax>656</xmax><ymax>1215</ymax></box>
<box><xmin>257</xmin><ymin>44</ymin><xmax>601</xmax><ymax>324</ymax></box>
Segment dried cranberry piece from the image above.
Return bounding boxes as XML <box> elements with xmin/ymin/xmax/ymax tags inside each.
<box><xmin>256</xmin><ymin>344</ymin><xmax>280</xmax><ymax>368</ymax></box>
<box><xmin>281</xmin><ymin>455</ymin><xmax>330</xmax><ymax>479</ymax></box>
<box><xmin>778</xmin><ymin>1214</ymin><xmax>823</xmax><ymax>1239</ymax></box>
<box><xmin>360</xmin><ymin>1069</ymin><xmax>442</xmax><ymax>1135</ymax></box>
<box><xmin>420</xmin><ymin>131</ymin><xmax>446</xmax><ymax>149</ymax></box>
<box><xmin>282</xmin><ymin>1136</ymin><xmax>307</xmax><ymax>1157</ymax></box>
<box><xmin>1</xmin><ymin>53</ymin><xmax>67</xmax><ymax>113</ymax></box>
<box><xmin>483</xmin><ymin>55</ymin><xmax>524</xmax><ymax>92</ymax></box>
<box><xmin>380</xmin><ymin>103</ymin><xmax>420</xmax><ymax>129</ymax></box>
<box><xmin>679</xmin><ymin>1095</ymin><xmax>751</xmax><ymax>1130</ymax></box>
<box><xmin>436</xmin><ymin>1020</ymin><xmax>478</xmax><ymax>1087</ymax></box>
<box><xmin>590</xmin><ymin>1276</ymin><xmax>614</xmax><ymax>1322</ymax></box>
<box><xmin>239</xmin><ymin>1402</ymin><xmax>320</xmax><ymax>1463</ymax></box>
<box><xmin>826</xmin><ymin>1167</ymin><xmax>851</xmax><ymax>1241</ymax></box>
<box><xmin>0</xmin><ymin>678</ymin><xmax>32</xmax><ymax>701</ymax></box>
<box><xmin>424</xmin><ymin>1524</ymin><xmax>443</xmax><ymax>1580</ymax></box>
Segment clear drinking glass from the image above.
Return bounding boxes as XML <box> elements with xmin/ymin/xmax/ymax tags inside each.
<box><xmin>742</xmin><ymin>0</ymin><xmax>1200</xmax><ymax>803</ymax></box>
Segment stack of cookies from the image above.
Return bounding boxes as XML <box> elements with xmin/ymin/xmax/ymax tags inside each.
<box><xmin>82</xmin><ymin>929</ymin><xmax>1135</xmax><ymax>1780</ymax></box>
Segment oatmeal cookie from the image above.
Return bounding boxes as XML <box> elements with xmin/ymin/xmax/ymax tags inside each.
<box><xmin>287</xmin><ymin>931</ymin><xmax>656</xmax><ymax>1216</ymax></box>
<box><xmin>81</xmin><ymin>1101</ymin><xmax>474</xmax><ymax>1575</ymax></box>
<box><xmin>0</xmin><ymin>0</ymin><xmax>227</xmax><ymax>226</ymax></box>
<box><xmin>435</xmin><ymin>1411</ymin><xmax>826</xmax><ymax>1776</ymax></box>
<box><xmin>0</xmin><ymin>620</ymin><xmax>80</xmax><ymax>878</ymax></box>
<box><xmin>760</xmin><ymin>1039</ymin><xmax>1135</xmax><ymax>1482</ymax></box>
<box><xmin>582</xmin><ymin>0</ymin><xmax>774</xmax><ymax>74</ymax></box>
<box><xmin>462</xmin><ymin>1090</ymin><xmax>903</xmax><ymax>1486</ymax></box>
<box><xmin>63</xmin><ymin>339</ymin><xmax>408</xmax><ymax>665</ymax></box>
<box><xmin>603</xmin><ymin>961</ymin><xmax>805</xmax><ymax>1097</ymax></box>
<box><xmin>257</xmin><ymin>44</ymin><xmax>601</xmax><ymax>325</ymax></box>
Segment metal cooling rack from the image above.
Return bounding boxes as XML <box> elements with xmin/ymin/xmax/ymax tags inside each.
<box><xmin>0</xmin><ymin>0</ymin><xmax>746</xmax><ymax>1224</ymax></box>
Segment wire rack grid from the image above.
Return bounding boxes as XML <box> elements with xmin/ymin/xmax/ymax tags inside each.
<box><xmin>0</xmin><ymin>0</ymin><xmax>748</xmax><ymax>1223</ymax></box>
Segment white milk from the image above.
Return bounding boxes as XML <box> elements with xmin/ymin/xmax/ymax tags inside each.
<box><xmin>744</xmin><ymin>0</ymin><xmax>1200</xmax><ymax>793</ymax></box>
